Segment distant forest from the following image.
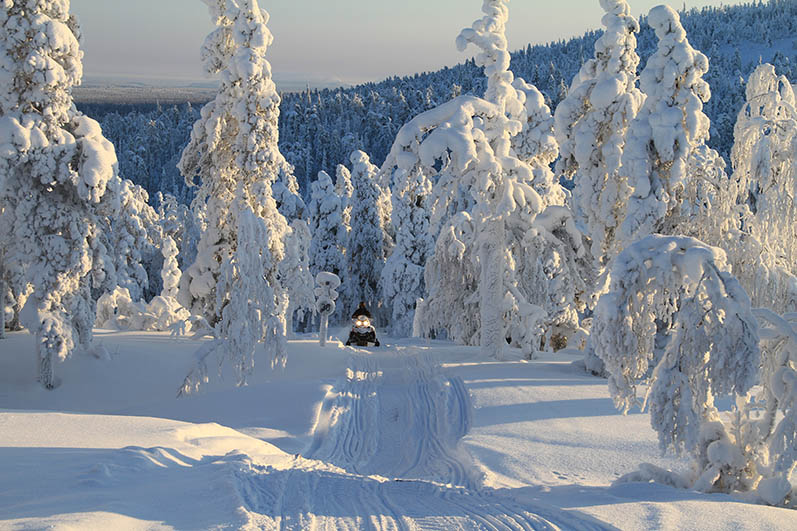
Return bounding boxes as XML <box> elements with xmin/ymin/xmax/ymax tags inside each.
<box><xmin>78</xmin><ymin>0</ymin><xmax>797</xmax><ymax>204</ymax></box>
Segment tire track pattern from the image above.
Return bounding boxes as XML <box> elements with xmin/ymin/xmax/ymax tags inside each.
<box><xmin>228</xmin><ymin>350</ymin><xmax>612</xmax><ymax>530</ymax></box>
<box><xmin>306</xmin><ymin>350</ymin><xmax>480</xmax><ymax>489</ymax></box>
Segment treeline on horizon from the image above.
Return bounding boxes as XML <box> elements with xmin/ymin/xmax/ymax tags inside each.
<box><xmin>77</xmin><ymin>0</ymin><xmax>797</xmax><ymax>205</ymax></box>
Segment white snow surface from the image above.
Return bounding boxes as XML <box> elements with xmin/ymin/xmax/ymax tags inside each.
<box><xmin>1</xmin><ymin>330</ymin><xmax>794</xmax><ymax>530</ymax></box>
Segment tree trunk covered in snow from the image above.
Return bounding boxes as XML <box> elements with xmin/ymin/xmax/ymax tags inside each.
<box><xmin>479</xmin><ymin>217</ymin><xmax>506</xmax><ymax>360</ymax></box>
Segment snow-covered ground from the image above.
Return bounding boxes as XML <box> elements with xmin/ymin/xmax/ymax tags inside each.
<box><xmin>1</xmin><ymin>329</ymin><xmax>794</xmax><ymax>530</ymax></box>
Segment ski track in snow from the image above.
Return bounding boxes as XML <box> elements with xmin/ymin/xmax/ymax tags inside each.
<box><xmin>225</xmin><ymin>348</ymin><xmax>611</xmax><ymax>530</ymax></box>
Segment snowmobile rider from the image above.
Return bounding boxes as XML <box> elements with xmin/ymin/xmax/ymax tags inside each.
<box><xmin>346</xmin><ymin>302</ymin><xmax>380</xmax><ymax>346</ymax></box>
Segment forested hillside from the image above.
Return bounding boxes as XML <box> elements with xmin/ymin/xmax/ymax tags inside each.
<box><xmin>78</xmin><ymin>0</ymin><xmax>797</xmax><ymax>202</ymax></box>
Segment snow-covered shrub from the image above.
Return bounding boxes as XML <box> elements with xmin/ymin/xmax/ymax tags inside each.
<box><xmin>554</xmin><ymin>0</ymin><xmax>643</xmax><ymax>268</ymax></box>
<box><xmin>0</xmin><ymin>0</ymin><xmax>121</xmax><ymax>388</ymax></box>
<box><xmin>315</xmin><ymin>272</ymin><xmax>340</xmax><ymax>347</ymax></box>
<box><xmin>177</xmin><ymin>0</ymin><xmax>291</xmax><ymax>393</ymax></box>
<box><xmin>594</xmin><ymin>235</ymin><xmax>762</xmax><ymax>493</ymax></box>
<box><xmin>746</xmin><ymin>309</ymin><xmax>797</xmax><ymax>507</ymax></box>
<box><xmin>347</xmin><ymin>150</ymin><xmax>392</xmax><ymax>325</ymax></box>
<box><xmin>619</xmin><ymin>5</ymin><xmax>713</xmax><ymax>246</ymax></box>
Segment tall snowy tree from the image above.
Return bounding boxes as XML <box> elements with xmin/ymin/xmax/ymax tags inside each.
<box><xmin>379</xmin><ymin>165</ymin><xmax>433</xmax><ymax>337</ymax></box>
<box><xmin>404</xmin><ymin>0</ymin><xmax>591</xmax><ymax>357</ymax></box>
<box><xmin>280</xmin><ymin>219</ymin><xmax>315</xmax><ymax>337</ymax></box>
<box><xmin>618</xmin><ymin>5</ymin><xmax>712</xmax><ymax>246</ymax></box>
<box><xmin>335</xmin><ymin>162</ymin><xmax>353</xmax><ymax>227</ymax></box>
<box><xmin>109</xmin><ymin>178</ymin><xmax>162</xmax><ymax>302</ymax></box>
<box><xmin>347</xmin><ymin>150</ymin><xmax>392</xmax><ymax>323</ymax></box>
<box><xmin>554</xmin><ymin>0</ymin><xmax>644</xmax><ymax>268</ymax></box>
<box><xmin>308</xmin><ymin>170</ymin><xmax>347</xmax><ymax>324</ymax></box>
<box><xmin>0</xmin><ymin>0</ymin><xmax>120</xmax><ymax>388</ymax></box>
<box><xmin>178</xmin><ymin>0</ymin><xmax>291</xmax><ymax>391</ymax></box>
<box><xmin>729</xmin><ymin>63</ymin><xmax>797</xmax><ymax>313</ymax></box>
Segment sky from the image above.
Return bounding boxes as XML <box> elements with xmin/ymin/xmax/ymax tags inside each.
<box><xmin>70</xmin><ymin>0</ymin><xmax>750</xmax><ymax>89</ymax></box>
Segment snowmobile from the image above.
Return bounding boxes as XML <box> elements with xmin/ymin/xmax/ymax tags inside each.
<box><xmin>345</xmin><ymin>303</ymin><xmax>380</xmax><ymax>347</ymax></box>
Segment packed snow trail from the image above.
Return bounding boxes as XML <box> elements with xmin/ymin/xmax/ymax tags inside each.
<box><xmin>306</xmin><ymin>349</ymin><xmax>481</xmax><ymax>488</ymax></box>
<box><xmin>220</xmin><ymin>348</ymin><xmax>610</xmax><ymax>530</ymax></box>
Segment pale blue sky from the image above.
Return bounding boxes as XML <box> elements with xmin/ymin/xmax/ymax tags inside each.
<box><xmin>70</xmin><ymin>0</ymin><xmax>748</xmax><ymax>87</ymax></box>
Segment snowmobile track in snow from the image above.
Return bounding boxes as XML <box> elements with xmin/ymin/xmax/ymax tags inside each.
<box><xmin>218</xmin><ymin>348</ymin><xmax>609</xmax><ymax>530</ymax></box>
<box><xmin>306</xmin><ymin>349</ymin><xmax>481</xmax><ymax>489</ymax></box>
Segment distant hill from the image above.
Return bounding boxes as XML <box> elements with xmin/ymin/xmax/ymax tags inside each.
<box><xmin>81</xmin><ymin>1</ymin><xmax>797</xmax><ymax>201</ymax></box>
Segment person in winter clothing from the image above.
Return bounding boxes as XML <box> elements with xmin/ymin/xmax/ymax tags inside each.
<box><xmin>346</xmin><ymin>302</ymin><xmax>380</xmax><ymax>346</ymax></box>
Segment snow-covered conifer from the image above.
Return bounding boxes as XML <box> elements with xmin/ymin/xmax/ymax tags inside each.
<box><xmin>109</xmin><ymin>178</ymin><xmax>162</xmax><ymax>302</ymax></box>
<box><xmin>400</xmin><ymin>0</ymin><xmax>591</xmax><ymax>357</ymax></box>
<box><xmin>161</xmin><ymin>235</ymin><xmax>180</xmax><ymax>299</ymax></box>
<box><xmin>177</xmin><ymin>0</ymin><xmax>291</xmax><ymax>392</ymax></box>
<box><xmin>272</xmin><ymin>164</ymin><xmax>306</xmax><ymax>222</ymax></box>
<box><xmin>281</xmin><ymin>220</ymin><xmax>315</xmax><ymax>338</ymax></box>
<box><xmin>347</xmin><ymin>150</ymin><xmax>392</xmax><ymax>322</ymax></box>
<box><xmin>308</xmin><ymin>170</ymin><xmax>346</xmax><ymax>288</ymax></box>
<box><xmin>0</xmin><ymin>0</ymin><xmax>120</xmax><ymax>387</ymax></box>
<box><xmin>729</xmin><ymin>64</ymin><xmax>797</xmax><ymax>312</ymax></box>
<box><xmin>379</xmin><ymin>166</ymin><xmax>433</xmax><ymax>337</ymax></box>
<box><xmin>594</xmin><ymin>235</ymin><xmax>760</xmax><ymax>490</ymax></box>
<box><xmin>335</xmin><ymin>163</ymin><xmax>353</xmax><ymax>226</ymax></box>
<box><xmin>554</xmin><ymin>0</ymin><xmax>643</xmax><ymax>266</ymax></box>
<box><xmin>618</xmin><ymin>5</ymin><xmax>712</xmax><ymax>245</ymax></box>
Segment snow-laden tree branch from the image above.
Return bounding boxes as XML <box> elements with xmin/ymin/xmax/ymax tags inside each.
<box><xmin>594</xmin><ymin>234</ymin><xmax>762</xmax><ymax>494</ymax></box>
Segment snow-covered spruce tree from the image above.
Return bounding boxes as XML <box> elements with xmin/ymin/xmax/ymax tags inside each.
<box><xmin>593</xmin><ymin>235</ymin><xmax>761</xmax><ymax>493</ymax></box>
<box><xmin>272</xmin><ymin>162</ymin><xmax>306</xmax><ymax>222</ymax></box>
<box><xmin>378</xmin><ymin>165</ymin><xmax>433</xmax><ymax>337</ymax></box>
<box><xmin>0</xmin><ymin>0</ymin><xmax>120</xmax><ymax>388</ymax></box>
<box><xmin>618</xmin><ymin>5</ymin><xmax>712</xmax><ymax>246</ymax></box>
<box><xmin>308</xmin><ymin>170</ymin><xmax>346</xmax><ymax>323</ymax></box>
<box><xmin>156</xmin><ymin>191</ymin><xmax>202</xmax><ymax>273</ymax></box>
<box><xmin>554</xmin><ymin>0</ymin><xmax>643</xmax><ymax>268</ymax></box>
<box><xmin>729</xmin><ymin>64</ymin><xmax>797</xmax><ymax>313</ymax></box>
<box><xmin>280</xmin><ymin>219</ymin><xmax>315</xmax><ymax>338</ymax></box>
<box><xmin>335</xmin><ymin>162</ymin><xmax>353</xmax><ymax>227</ymax></box>
<box><xmin>347</xmin><ymin>150</ymin><xmax>392</xmax><ymax>323</ymax></box>
<box><xmin>177</xmin><ymin>0</ymin><xmax>291</xmax><ymax>392</ymax></box>
<box><xmin>420</xmin><ymin>211</ymin><xmax>480</xmax><ymax>345</ymax></box>
<box><xmin>405</xmin><ymin>0</ymin><xmax>591</xmax><ymax>357</ymax></box>
<box><xmin>109</xmin><ymin>178</ymin><xmax>162</xmax><ymax>302</ymax></box>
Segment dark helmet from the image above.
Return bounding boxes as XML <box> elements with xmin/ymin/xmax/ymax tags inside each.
<box><xmin>352</xmin><ymin>301</ymin><xmax>372</xmax><ymax>319</ymax></box>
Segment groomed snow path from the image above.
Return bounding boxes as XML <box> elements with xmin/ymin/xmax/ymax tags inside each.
<box><xmin>232</xmin><ymin>348</ymin><xmax>610</xmax><ymax>530</ymax></box>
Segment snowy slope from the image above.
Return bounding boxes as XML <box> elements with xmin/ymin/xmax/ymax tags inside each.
<box><xmin>1</xmin><ymin>330</ymin><xmax>795</xmax><ymax>529</ymax></box>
